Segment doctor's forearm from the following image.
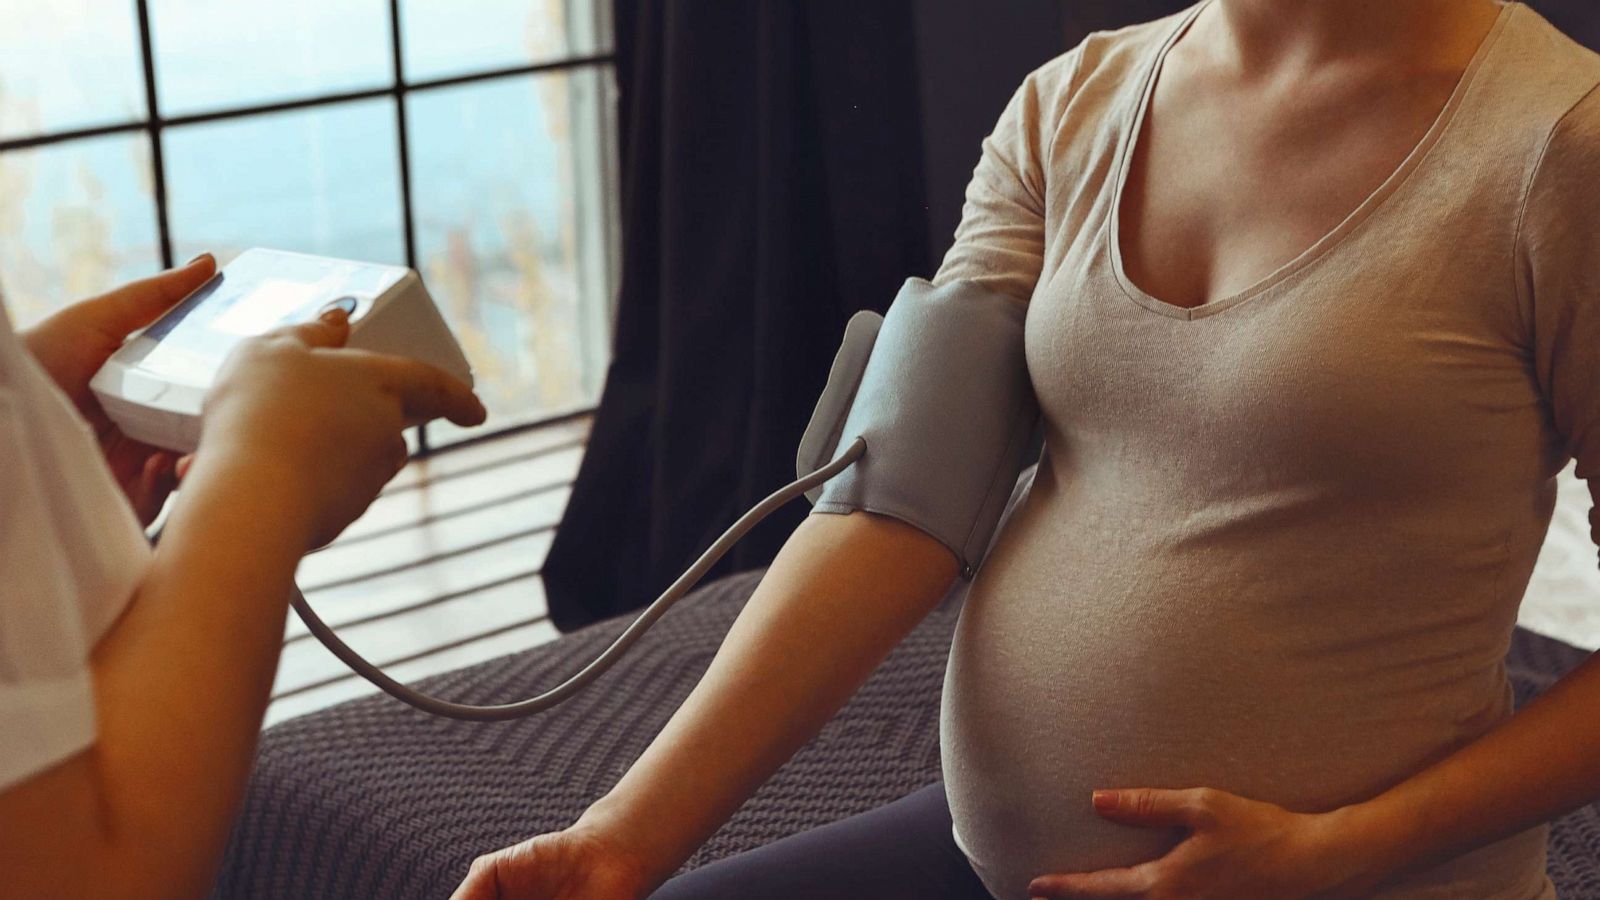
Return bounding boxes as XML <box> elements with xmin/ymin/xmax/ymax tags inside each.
<box><xmin>92</xmin><ymin>454</ymin><xmax>315</xmax><ymax>894</ymax></box>
<box><xmin>0</xmin><ymin>454</ymin><xmax>315</xmax><ymax>900</ymax></box>
<box><xmin>1329</xmin><ymin>648</ymin><xmax>1600</xmax><ymax>893</ymax></box>
<box><xmin>574</xmin><ymin>509</ymin><xmax>959</xmax><ymax>889</ymax></box>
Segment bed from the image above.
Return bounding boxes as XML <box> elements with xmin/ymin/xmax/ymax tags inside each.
<box><xmin>211</xmin><ymin>463</ymin><xmax>1600</xmax><ymax>898</ymax></box>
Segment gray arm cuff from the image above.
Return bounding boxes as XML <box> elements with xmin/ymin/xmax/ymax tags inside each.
<box><xmin>795</xmin><ymin>277</ymin><xmax>1040</xmax><ymax>578</ymax></box>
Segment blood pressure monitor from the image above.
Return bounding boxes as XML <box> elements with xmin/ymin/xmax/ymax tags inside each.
<box><xmin>116</xmin><ymin>272</ymin><xmax>1029</xmax><ymax>722</ymax></box>
<box><xmin>91</xmin><ymin>248</ymin><xmax>474</xmax><ymax>453</ymax></box>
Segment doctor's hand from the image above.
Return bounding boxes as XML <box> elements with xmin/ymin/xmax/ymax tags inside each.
<box><xmin>1027</xmin><ymin>788</ymin><xmax>1379</xmax><ymax>900</ymax></box>
<box><xmin>196</xmin><ymin>309</ymin><xmax>486</xmax><ymax>550</ymax></box>
<box><xmin>451</xmin><ymin>826</ymin><xmax>651</xmax><ymax>900</ymax></box>
<box><xmin>20</xmin><ymin>254</ymin><xmax>218</xmax><ymax>524</ymax></box>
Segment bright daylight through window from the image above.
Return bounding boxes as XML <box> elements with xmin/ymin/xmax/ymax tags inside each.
<box><xmin>0</xmin><ymin>0</ymin><xmax>619</xmax><ymax>448</ymax></box>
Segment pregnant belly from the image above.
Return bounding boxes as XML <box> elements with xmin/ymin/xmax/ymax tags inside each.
<box><xmin>939</xmin><ymin>592</ymin><xmax>1218</xmax><ymax>899</ymax></box>
<box><xmin>935</xmin><ymin>527</ymin><xmax>1515</xmax><ymax>900</ymax></box>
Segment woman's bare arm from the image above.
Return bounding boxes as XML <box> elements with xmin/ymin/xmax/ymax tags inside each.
<box><xmin>574</xmin><ymin>509</ymin><xmax>959</xmax><ymax>888</ymax></box>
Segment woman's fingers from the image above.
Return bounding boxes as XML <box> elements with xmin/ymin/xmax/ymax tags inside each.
<box><xmin>448</xmin><ymin>856</ymin><xmax>504</xmax><ymax>900</ymax></box>
<box><xmin>1029</xmin><ymin>865</ymin><xmax>1153</xmax><ymax>899</ymax></box>
<box><xmin>1025</xmin><ymin>788</ymin><xmax>1218</xmax><ymax>898</ymax></box>
<box><xmin>1090</xmin><ymin>787</ymin><xmax>1221</xmax><ymax>829</ymax></box>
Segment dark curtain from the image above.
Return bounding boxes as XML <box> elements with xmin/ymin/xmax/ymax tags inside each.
<box><xmin>542</xmin><ymin>1</ymin><xmax>929</xmax><ymax>631</ymax></box>
<box><xmin>1060</xmin><ymin>0</ymin><xmax>1599</xmax><ymax>49</ymax></box>
<box><xmin>1528</xmin><ymin>0</ymin><xmax>1600</xmax><ymax>50</ymax></box>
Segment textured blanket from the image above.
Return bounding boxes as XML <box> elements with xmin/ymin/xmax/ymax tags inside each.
<box><xmin>211</xmin><ymin>569</ymin><xmax>1599</xmax><ymax>899</ymax></box>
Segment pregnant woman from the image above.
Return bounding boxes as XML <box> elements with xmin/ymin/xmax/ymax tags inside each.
<box><xmin>456</xmin><ymin>1</ymin><xmax>1600</xmax><ymax>897</ymax></box>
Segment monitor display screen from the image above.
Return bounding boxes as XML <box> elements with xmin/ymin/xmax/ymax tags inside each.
<box><xmin>135</xmin><ymin>252</ymin><xmax>402</xmax><ymax>386</ymax></box>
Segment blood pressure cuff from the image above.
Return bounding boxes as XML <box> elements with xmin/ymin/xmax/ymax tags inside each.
<box><xmin>796</xmin><ymin>277</ymin><xmax>1040</xmax><ymax>578</ymax></box>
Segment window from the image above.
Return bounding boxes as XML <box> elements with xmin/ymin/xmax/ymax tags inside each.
<box><xmin>0</xmin><ymin>0</ymin><xmax>618</xmax><ymax>449</ymax></box>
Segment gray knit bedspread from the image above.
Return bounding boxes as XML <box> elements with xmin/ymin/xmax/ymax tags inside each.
<box><xmin>211</xmin><ymin>568</ymin><xmax>1600</xmax><ymax>899</ymax></box>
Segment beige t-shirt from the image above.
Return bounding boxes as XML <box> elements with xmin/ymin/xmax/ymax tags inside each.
<box><xmin>935</xmin><ymin>2</ymin><xmax>1599</xmax><ymax>898</ymax></box>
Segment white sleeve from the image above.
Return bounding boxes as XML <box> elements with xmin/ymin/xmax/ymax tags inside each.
<box><xmin>0</xmin><ymin>314</ymin><xmax>151</xmax><ymax>792</ymax></box>
<box><xmin>0</xmin><ymin>390</ymin><xmax>99</xmax><ymax>790</ymax></box>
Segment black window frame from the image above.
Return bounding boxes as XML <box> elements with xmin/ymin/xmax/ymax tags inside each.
<box><xmin>0</xmin><ymin>0</ymin><xmax>617</xmax><ymax>455</ymax></box>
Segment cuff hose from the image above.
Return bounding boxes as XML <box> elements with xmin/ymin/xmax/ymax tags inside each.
<box><xmin>288</xmin><ymin>437</ymin><xmax>867</xmax><ymax>721</ymax></box>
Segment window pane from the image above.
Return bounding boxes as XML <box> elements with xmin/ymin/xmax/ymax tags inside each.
<box><xmin>150</xmin><ymin>0</ymin><xmax>392</xmax><ymax>116</ymax></box>
<box><xmin>164</xmin><ymin>100</ymin><xmax>405</xmax><ymax>268</ymax></box>
<box><xmin>0</xmin><ymin>0</ymin><xmax>145</xmax><ymax>140</ymax></box>
<box><xmin>407</xmin><ymin>69</ymin><xmax>614</xmax><ymax>445</ymax></box>
<box><xmin>0</xmin><ymin>135</ymin><xmax>161</xmax><ymax>327</ymax></box>
<box><xmin>401</xmin><ymin>0</ymin><xmax>610</xmax><ymax>83</ymax></box>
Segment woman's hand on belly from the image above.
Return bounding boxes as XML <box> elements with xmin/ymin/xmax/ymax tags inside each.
<box><xmin>1025</xmin><ymin>787</ymin><xmax>1376</xmax><ymax>900</ymax></box>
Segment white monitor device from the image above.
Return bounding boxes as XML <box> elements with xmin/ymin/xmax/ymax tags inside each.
<box><xmin>91</xmin><ymin>248</ymin><xmax>474</xmax><ymax>453</ymax></box>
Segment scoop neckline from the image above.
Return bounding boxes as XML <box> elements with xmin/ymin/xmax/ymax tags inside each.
<box><xmin>1106</xmin><ymin>0</ymin><xmax>1517</xmax><ymax>321</ymax></box>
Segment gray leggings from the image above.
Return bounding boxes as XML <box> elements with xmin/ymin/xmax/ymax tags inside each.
<box><xmin>650</xmin><ymin>781</ymin><xmax>994</xmax><ymax>899</ymax></box>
